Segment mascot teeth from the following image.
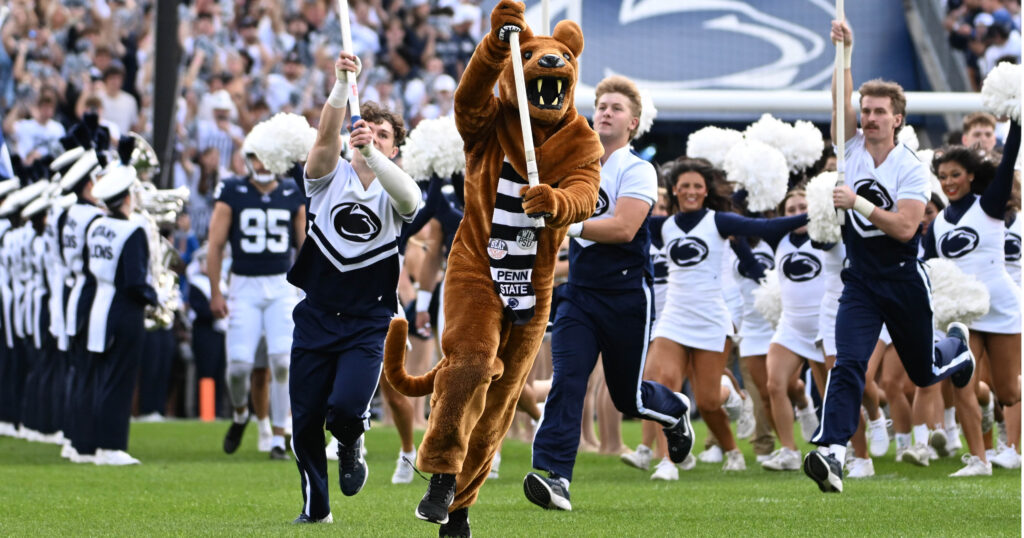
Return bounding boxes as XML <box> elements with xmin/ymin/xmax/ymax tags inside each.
<box><xmin>527</xmin><ymin>77</ymin><xmax>569</xmax><ymax>110</ymax></box>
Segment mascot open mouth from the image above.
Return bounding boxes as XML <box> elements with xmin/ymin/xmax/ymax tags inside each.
<box><xmin>526</xmin><ymin>77</ymin><xmax>568</xmax><ymax>110</ymax></box>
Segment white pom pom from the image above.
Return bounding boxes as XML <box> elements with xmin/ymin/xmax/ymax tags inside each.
<box><xmin>400</xmin><ymin>116</ymin><xmax>466</xmax><ymax>180</ymax></box>
<box><xmin>635</xmin><ymin>89</ymin><xmax>657</xmax><ymax>139</ymax></box>
<box><xmin>745</xmin><ymin>114</ymin><xmax>823</xmax><ymax>174</ymax></box>
<box><xmin>981</xmin><ymin>62</ymin><xmax>1022</xmax><ymax>122</ymax></box>
<box><xmin>687</xmin><ymin>126</ymin><xmax>743</xmax><ymax>169</ymax></box>
<box><xmin>753</xmin><ymin>269</ymin><xmax>782</xmax><ymax>329</ymax></box>
<box><xmin>723</xmin><ymin>139</ymin><xmax>789</xmax><ymax>212</ymax></box>
<box><xmin>242</xmin><ymin>113</ymin><xmax>316</xmax><ymax>176</ymax></box>
<box><xmin>788</xmin><ymin>120</ymin><xmax>825</xmax><ymax>173</ymax></box>
<box><xmin>806</xmin><ymin>171</ymin><xmax>842</xmax><ymax>243</ymax></box>
<box><xmin>925</xmin><ymin>259</ymin><xmax>991</xmax><ymax>331</ymax></box>
<box><xmin>898</xmin><ymin>125</ymin><xmax>919</xmax><ymax>152</ymax></box>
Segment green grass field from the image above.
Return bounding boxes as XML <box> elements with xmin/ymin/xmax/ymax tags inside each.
<box><xmin>0</xmin><ymin>420</ymin><xmax>1019</xmax><ymax>537</ymax></box>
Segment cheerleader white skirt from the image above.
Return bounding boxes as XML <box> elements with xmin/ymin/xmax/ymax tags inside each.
<box><xmin>654</xmin><ymin>296</ymin><xmax>733</xmax><ymax>352</ymax></box>
<box><xmin>816</xmin><ymin>289</ymin><xmax>840</xmax><ymax>358</ymax></box>
<box><xmin>969</xmin><ymin>272</ymin><xmax>1022</xmax><ymax>334</ymax></box>
<box><xmin>771</xmin><ymin>310</ymin><xmax>823</xmax><ymax>363</ymax></box>
<box><xmin>739</xmin><ymin>310</ymin><xmax>774</xmax><ymax>357</ymax></box>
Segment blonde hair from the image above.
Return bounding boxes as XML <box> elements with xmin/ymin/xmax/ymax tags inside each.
<box><xmin>595</xmin><ymin>75</ymin><xmax>642</xmax><ymax>140</ymax></box>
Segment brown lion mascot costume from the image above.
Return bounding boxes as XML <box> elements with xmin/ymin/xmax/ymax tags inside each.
<box><xmin>382</xmin><ymin>0</ymin><xmax>602</xmax><ymax>532</ymax></box>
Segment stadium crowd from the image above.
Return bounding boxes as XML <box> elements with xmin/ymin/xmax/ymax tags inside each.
<box><xmin>0</xmin><ymin>0</ymin><xmax>1019</xmax><ymax>526</ymax></box>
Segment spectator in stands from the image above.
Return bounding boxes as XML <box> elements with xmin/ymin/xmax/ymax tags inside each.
<box><xmin>2</xmin><ymin>88</ymin><xmax>64</xmax><ymax>164</ymax></box>
<box><xmin>95</xmin><ymin>64</ymin><xmax>139</xmax><ymax>135</ymax></box>
<box><xmin>195</xmin><ymin>90</ymin><xmax>244</xmax><ymax>174</ymax></box>
<box><xmin>979</xmin><ymin>11</ymin><xmax>1021</xmax><ymax>75</ymax></box>
<box><xmin>435</xmin><ymin>4</ymin><xmax>478</xmax><ymax>80</ymax></box>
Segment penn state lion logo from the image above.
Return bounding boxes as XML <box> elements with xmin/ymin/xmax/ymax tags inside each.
<box><xmin>853</xmin><ymin>179</ymin><xmax>894</xmax><ymax>211</ymax></box>
<box><xmin>939</xmin><ymin>227</ymin><xmax>980</xmax><ymax>259</ymax></box>
<box><xmin>667</xmin><ymin>236</ymin><xmax>709</xmax><ymax>267</ymax></box>
<box><xmin>780</xmin><ymin>252</ymin><xmax>822</xmax><ymax>281</ymax></box>
<box><xmin>1006</xmin><ymin>231</ymin><xmax>1021</xmax><ymax>262</ymax></box>
<box><xmin>593</xmin><ymin>188</ymin><xmax>610</xmax><ymax>217</ymax></box>
<box><xmin>331</xmin><ymin>202</ymin><xmax>382</xmax><ymax>243</ymax></box>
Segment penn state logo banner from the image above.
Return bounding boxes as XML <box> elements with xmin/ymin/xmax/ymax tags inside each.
<box><xmin>488</xmin><ymin>161</ymin><xmax>540</xmax><ymax>324</ymax></box>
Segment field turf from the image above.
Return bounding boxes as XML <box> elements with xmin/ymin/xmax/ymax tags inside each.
<box><xmin>0</xmin><ymin>420</ymin><xmax>1019</xmax><ymax>536</ymax></box>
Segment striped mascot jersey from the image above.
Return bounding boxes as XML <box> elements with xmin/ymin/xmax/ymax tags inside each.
<box><xmin>486</xmin><ymin>160</ymin><xmax>540</xmax><ymax>324</ymax></box>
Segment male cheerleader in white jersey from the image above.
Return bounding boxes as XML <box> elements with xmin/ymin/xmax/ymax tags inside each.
<box><xmin>207</xmin><ymin>127</ymin><xmax>307</xmax><ymax>460</ymax></box>
<box><xmin>287</xmin><ymin>52</ymin><xmax>420</xmax><ymax>523</ymax></box>
<box><xmin>525</xmin><ymin>75</ymin><xmax>693</xmax><ymax>510</ymax></box>
<box><xmin>803</xmin><ymin>20</ymin><xmax>976</xmax><ymax>493</ymax></box>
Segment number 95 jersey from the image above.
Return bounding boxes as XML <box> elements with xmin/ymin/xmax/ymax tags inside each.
<box><xmin>215</xmin><ymin>177</ymin><xmax>304</xmax><ymax>276</ymax></box>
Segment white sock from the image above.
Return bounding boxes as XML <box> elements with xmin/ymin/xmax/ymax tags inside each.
<box><xmin>636</xmin><ymin>443</ymin><xmax>651</xmax><ymax>453</ymax></box>
<box><xmin>912</xmin><ymin>424</ymin><xmax>929</xmax><ymax>446</ymax></box>
<box><xmin>557</xmin><ymin>477</ymin><xmax>570</xmax><ymax>491</ymax></box>
<box><xmin>272</xmin><ymin>434</ymin><xmax>285</xmax><ymax>449</ymax></box>
<box><xmin>258</xmin><ymin>417</ymin><xmax>272</xmax><ymax>434</ymax></box>
<box><xmin>869</xmin><ymin>416</ymin><xmax>886</xmax><ymax>428</ymax></box>
<box><xmin>895</xmin><ymin>433</ymin><xmax>911</xmax><ymax>450</ymax></box>
<box><xmin>829</xmin><ymin>444</ymin><xmax>846</xmax><ymax>469</ymax></box>
<box><xmin>944</xmin><ymin>407</ymin><xmax>957</xmax><ymax>429</ymax></box>
<box><xmin>233</xmin><ymin>409</ymin><xmax>250</xmax><ymax>424</ymax></box>
<box><xmin>400</xmin><ymin>449</ymin><xmax>416</xmax><ymax>460</ymax></box>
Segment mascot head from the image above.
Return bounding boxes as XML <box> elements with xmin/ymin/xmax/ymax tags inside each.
<box><xmin>499</xmin><ymin>20</ymin><xmax>584</xmax><ymax>127</ymax></box>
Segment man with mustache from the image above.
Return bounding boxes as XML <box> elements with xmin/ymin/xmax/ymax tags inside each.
<box><xmin>803</xmin><ymin>19</ymin><xmax>977</xmax><ymax>494</ymax></box>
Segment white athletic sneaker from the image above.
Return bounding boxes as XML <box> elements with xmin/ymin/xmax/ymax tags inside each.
<box><xmin>867</xmin><ymin>417</ymin><xmax>890</xmax><ymax>457</ymax></box>
<box><xmin>722</xmin><ymin>449</ymin><xmax>746</xmax><ymax>471</ymax></box>
<box><xmin>736</xmin><ymin>392</ymin><xmax>755</xmax><ymax>439</ymax></box>
<box><xmin>846</xmin><ymin>457</ymin><xmax>875</xmax><ymax>478</ymax></box>
<box><xmin>950</xmin><ymin>454</ymin><xmax>992</xmax><ymax>477</ymax></box>
<box><xmin>990</xmin><ymin>443</ymin><xmax>1022</xmax><ymax>469</ymax></box>
<box><xmin>698</xmin><ymin>445</ymin><xmax>723</xmax><ymax>463</ymax></box>
<box><xmin>257</xmin><ymin>419</ymin><xmax>273</xmax><ymax>453</ymax></box>
<box><xmin>761</xmin><ymin>447</ymin><xmax>800</xmax><ymax>471</ymax></box>
<box><xmin>620</xmin><ymin>444</ymin><xmax>653</xmax><ymax>471</ymax></box>
<box><xmin>981</xmin><ymin>400</ymin><xmax>994</xmax><ymax>434</ymax></box>
<box><xmin>134</xmin><ymin>412</ymin><xmax>165</xmax><ymax>423</ymax></box>
<box><xmin>721</xmin><ymin>376</ymin><xmax>743</xmax><ymax>422</ymax></box>
<box><xmin>894</xmin><ymin>446</ymin><xmax>907</xmax><ymax>462</ymax></box>
<box><xmin>326</xmin><ymin>436</ymin><xmax>339</xmax><ymax>461</ymax></box>
<box><xmin>679</xmin><ymin>453</ymin><xmax>697</xmax><ymax>471</ymax></box>
<box><xmin>392</xmin><ymin>451</ymin><xmax>416</xmax><ymax>484</ymax></box>
<box><xmin>755</xmin><ymin>453</ymin><xmax>773</xmax><ymax>463</ymax></box>
<box><xmin>93</xmin><ymin>449</ymin><xmax>141</xmax><ymax>466</ymax></box>
<box><xmin>489</xmin><ymin>451</ymin><xmax>501</xmax><ymax>479</ymax></box>
<box><xmin>929</xmin><ymin>429</ymin><xmax>951</xmax><ymax>458</ymax></box>
<box><xmin>61</xmin><ymin>442</ymin><xmax>77</xmax><ymax>460</ymax></box>
<box><xmin>795</xmin><ymin>405</ymin><xmax>819</xmax><ymax>443</ymax></box>
<box><xmin>0</xmin><ymin>421</ymin><xmax>15</xmax><ymax>437</ymax></box>
<box><xmin>901</xmin><ymin>443</ymin><xmax>931</xmax><ymax>467</ymax></box>
<box><xmin>650</xmin><ymin>457</ymin><xmax>679</xmax><ymax>481</ymax></box>
<box><xmin>70</xmin><ymin>450</ymin><xmax>97</xmax><ymax>464</ymax></box>
<box><xmin>945</xmin><ymin>424</ymin><xmax>963</xmax><ymax>453</ymax></box>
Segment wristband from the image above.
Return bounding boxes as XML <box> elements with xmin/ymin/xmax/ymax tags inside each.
<box><xmin>852</xmin><ymin>195</ymin><xmax>875</xmax><ymax>219</ymax></box>
<box><xmin>327</xmin><ymin>81</ymin><xmax>348</xmax><ymax>109</ymax></box>
<box><xmin>415</xmin><ymin>289</ymin><xmax>432</xmax><ymax>312</ymax></box>
<box><xmin>567</xmin><ymin>222</ymin><xmax>584</xmax><ymax>238</ymax></box>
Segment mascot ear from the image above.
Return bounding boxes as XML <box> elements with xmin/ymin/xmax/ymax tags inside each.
<box><xmin>552</xmin><ymin>20</ymin><xmax>583</xmax><ymax>58</ymax></box>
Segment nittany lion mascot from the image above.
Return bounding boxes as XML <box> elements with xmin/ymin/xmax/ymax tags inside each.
<box><xmin>383</xmin><ymin>0</ymin><xmax>601</xmax><ymax>533</ymax></box>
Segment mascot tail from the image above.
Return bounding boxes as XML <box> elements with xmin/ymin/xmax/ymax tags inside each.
<box><xmin>383</xmin><ymin>318</ymin><xmax>444</xmax><ymax>397</ymax></box>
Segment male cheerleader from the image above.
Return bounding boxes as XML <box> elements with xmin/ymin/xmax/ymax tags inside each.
<box><xmin>804</xmin><ymin>20</ymin><xmax>976</xmax><ymax>493</ymax></box>
<box><xmin>287</xmin><ymin>52</ymin><xmax>419</xmax><ymax>523</ymax></box>
<box><xmin>525</xmin><ymin>75</ymin><xmax>693</xmax><ymax>511</ymax></box>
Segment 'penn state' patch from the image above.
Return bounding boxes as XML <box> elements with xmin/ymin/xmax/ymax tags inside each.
<box><xmin>939</xmin><ymin>227</ymin><xmax>980</xmax><ymax>259</ymax></box>
<box><xmin>780</xmin><ymin>252</ymin><xmax>822</xmax><ymax>281</ymax></box>
<box><xmin>593</xmin><ymin>188</ymin><xmax>610</xmax><ymax>217</ymax></box>
<box><xmin>488</xmin><ymin>239</ymin><xmax>509</xmax><ymax>260</ymax></box>
<box><xmin>1006</xmin><ymin>232</ymin><xmax>1021</xmax><ymax>262</ymax></box>
<box><xmin>667</xmin><ymin>236</ymin><xmax>709</xmax><ymax>267</ymax></box>
<box><xmin>331</xmin><ymin>202</ymin><xmax>382</xmax><ymax>243</ymax></box>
